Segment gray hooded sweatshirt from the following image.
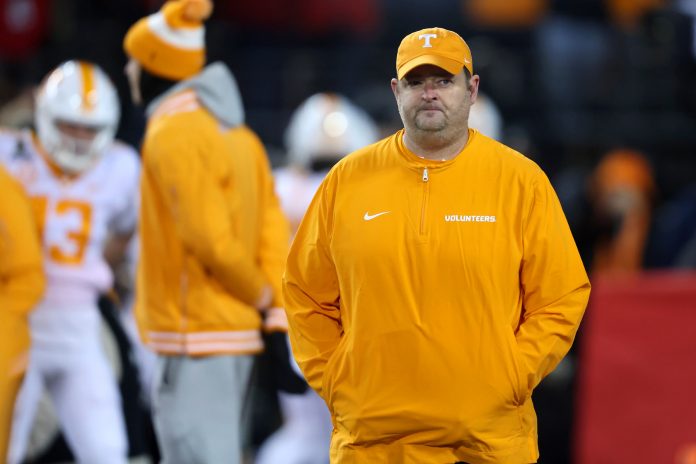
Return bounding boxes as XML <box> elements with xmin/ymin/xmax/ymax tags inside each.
<box><xmin>146</xmin><ymin>61</ymin><xmax>245</xmax><ymax>129</ymax></box>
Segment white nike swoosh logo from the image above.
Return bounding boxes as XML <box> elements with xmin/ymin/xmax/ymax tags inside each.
<box><xmin>363</xmin><ymin>211</ymin><xmax>391</xmax><ymax>221</ymax></box>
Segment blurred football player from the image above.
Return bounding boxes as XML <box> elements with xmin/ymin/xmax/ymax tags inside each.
<box><xmin>0</xmin><ymin>60</ymin><xmax>139</xmax><ymax>464</ymax></box>
<box><xmin>275</xmin><ymin>93</ymin><xmax>380</xmax><ymax>233</ymax></box>
<box><xmin>468</xmin><ymin>92</ymin><xmax>503</xmax><ymax>141</ymax></box>
<box><xmin>0</xmin><ymin>165</ymin><xmax>45</xmax><ymax>463</ymax></box>
<box><xmin>256</xmin><ymin>93</ymin><xmax>378</xmax><ymax>464</ymax></box>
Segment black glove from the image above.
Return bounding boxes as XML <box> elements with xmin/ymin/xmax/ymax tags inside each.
<box><xmin>258</xmin><ymin>331</ymin><xmax>309</xmax><ymax>395</ymax></box>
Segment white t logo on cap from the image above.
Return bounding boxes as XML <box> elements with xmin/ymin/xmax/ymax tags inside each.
<box><xmin>418</xmin><ymin>33</ymin><xmax>437</xmax><ymax>48</ymax></box>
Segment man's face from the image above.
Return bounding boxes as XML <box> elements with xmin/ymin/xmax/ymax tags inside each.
<box><xmin>391</xmin><ymin>64</ymin><xmax>479</xmax><ymax>140</ymax></box>
<box><xmin>124</xmin><ymin>58</ymin><xmax>142</xmax><ymax>106</ymax></box>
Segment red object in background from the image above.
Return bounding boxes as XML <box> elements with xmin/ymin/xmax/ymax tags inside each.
<box><xmin>0</xmin><ymin>0</ymin><xmax>50</xmax><ymax>61</ymax></box>
<box><xmin>575</xmin><ymin>272</ymin><xmax>696</xmax><ymax>464</ymax></box>
<box><xmin>222</xmin><ymin>0</ymin><xmax>379</xmax><ymax>36</ymax></box>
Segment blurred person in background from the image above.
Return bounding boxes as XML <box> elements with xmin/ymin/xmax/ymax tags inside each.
<box><xmin>255</xmin><ymin>92</ymin><xmax>379</xmax><ymax>464</ymax></box>
<box><xmin>0</xmin><ymin>165</ymin><xmax>45</xmax><ymax>463</ymax></box>
<box><xmin>467</xmin><ymin>91</ymin><xmax>503</xmax><ymax>141</ymax></box>
<box><xmin>275</xmin><ymin>93</ymin><xmax>380</xmax><ymax>234</ymax></box>
<box><xmin>123</xmin><ymin>0</ymin><xmax>289</xmax><ymax>462</ymax></box>
<box><xmin>589</xmin><ymin>149</ymin><xmax>655</xmax><ymax>274</ymax></box>
<box><xmin>283</xmin><ymin>27</ymin><xmax>590</xmax><ymax>463</ymax></box>
<box><xmin>0</xmin><ymin>60</ymin><xmax>139</xmax><ymax>464</ymax></box>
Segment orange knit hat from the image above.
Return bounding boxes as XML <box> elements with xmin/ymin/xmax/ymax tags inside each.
<box><xmin>124</xmin><ymin>0</ymin><xmax>212</xmax><ymax>81</ymax></box>
<box><xmin>593</xmin><ymin>149</ymin><xmax>655</xmax><ymax>197</ymax></box>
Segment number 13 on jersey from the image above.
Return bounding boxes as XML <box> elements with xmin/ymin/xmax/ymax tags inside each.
<box><xmin>30</xmin><ymin>196</ymin><xmax>92</xmax><ymax>265</ymax></box>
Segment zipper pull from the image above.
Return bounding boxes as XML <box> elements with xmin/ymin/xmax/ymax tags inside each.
<box><xmin>422</xmin><ymin>167</ymin><xmax>429</xmax><ymax>182</ymax></box>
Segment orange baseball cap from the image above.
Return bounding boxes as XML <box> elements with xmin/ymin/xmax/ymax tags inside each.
<box><xmin>396</xmin><ymin>27</ymin><xmax>473</xmax><ymax>80</ymax></box>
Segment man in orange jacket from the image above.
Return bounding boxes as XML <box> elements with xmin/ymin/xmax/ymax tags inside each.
<box><xmin>123</xmin><ymin>0</ymin><xmax>289</xmax><ymax>462</ymax></box>
<box><xmin>283</xmin><ymin>27</ymin><xmax>590</xmax><ymax>464</ymax></box>
<box><xmin>0</xmin><ymin>166</ymin><xmax>45</xmax><ymax>462</ymax></box>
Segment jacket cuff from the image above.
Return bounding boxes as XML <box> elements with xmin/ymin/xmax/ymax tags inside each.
<box><xmin>262</xmin><ymin>307</ymin><xmax>289</xmax><ymax>333</ymax></box>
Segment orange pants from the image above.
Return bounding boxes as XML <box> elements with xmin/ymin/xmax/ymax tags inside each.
<box><xmin>0</xmin><ymin>313</ymin><xmax>30</xmax><ymax>461</ymax></box>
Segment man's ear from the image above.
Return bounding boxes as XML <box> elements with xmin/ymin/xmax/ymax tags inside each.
<box><xmin>468</xmin><ymin>74</ymin><xmax>480</xmax><ymax>104</ymax></box>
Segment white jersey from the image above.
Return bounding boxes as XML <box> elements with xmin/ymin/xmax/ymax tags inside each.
<box><xmin>0</xmin><ymin>129</ymin><xmax>140</xmax><ymax>306</ymax></box>
<box><xmin>274</xmin><ymin>166</ymin><xmax>327</xmax><ymax>233</ymax></box>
